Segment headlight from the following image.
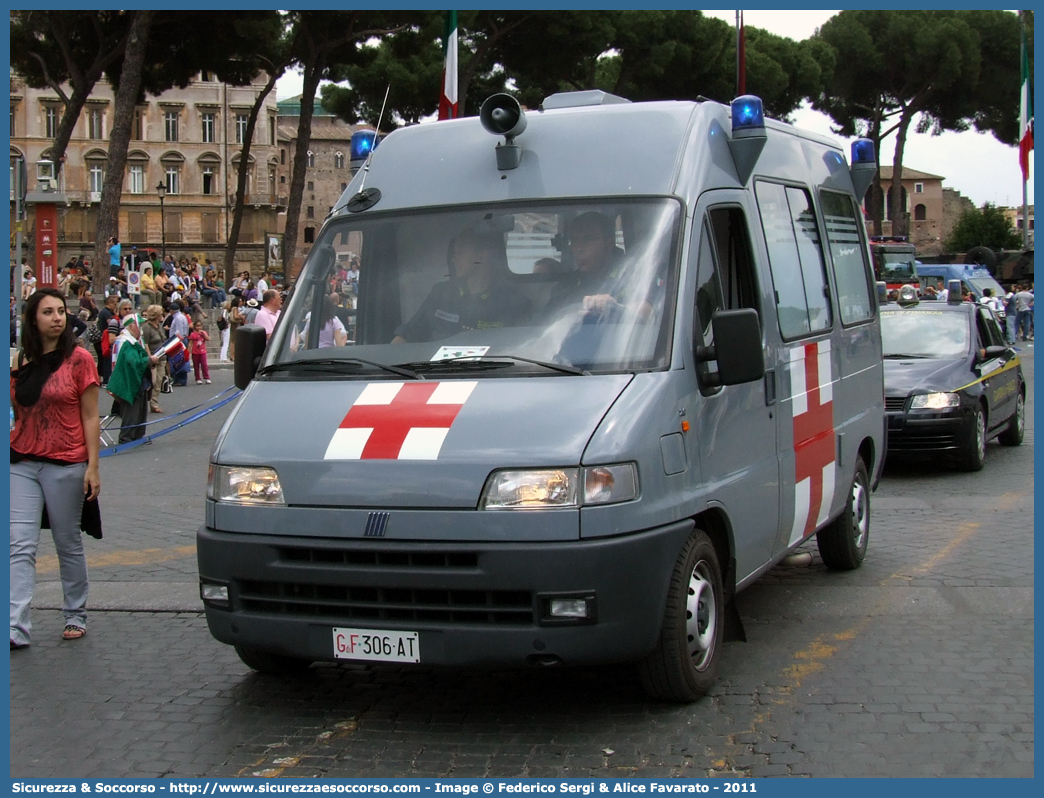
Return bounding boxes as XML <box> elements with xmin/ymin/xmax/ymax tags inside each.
<box><xmin>909</xmin><ymin>392</ymin><xmax>960</xmax><ymax>409</ymax></box>
<box><xmin>480</xmin><ymin>464</ymin><xmax>639</xmax><ymax>509</ymax></box>
<box><xmin>480</xmin><ymin>468</ymin><xmax>579</xmax><ymax>509</ymax></box>
<box><xmin>208</xmin><ymin>464</ymin><xmax>285</xmax><ymax>505</ymax></box>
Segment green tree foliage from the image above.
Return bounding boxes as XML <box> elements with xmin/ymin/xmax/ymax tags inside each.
<box><xmin>944</xmin><ymin>203</ymin><xmax>1023</xmax><ymax>252</ymax></box>
<box><xmin>811</xmin><ymin>10</ymin><xmax>1031</xmax><ymax>237</ymax></box>
<box><xmin>324</xmin><ymin>10</ymin><xmax>826</xmax><ymax>128</ymax></box>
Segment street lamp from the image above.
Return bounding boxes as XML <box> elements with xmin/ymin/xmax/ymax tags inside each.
<box><xmin>156</xmin><ymin>181</ymin><xmax>167</xmax><ymax>259</ymax></box>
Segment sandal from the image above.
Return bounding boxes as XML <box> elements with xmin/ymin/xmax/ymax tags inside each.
<box><xmin>61</xmin><ymin>625</ymin><xmax>86</xmax><ymax>641</ymax></box>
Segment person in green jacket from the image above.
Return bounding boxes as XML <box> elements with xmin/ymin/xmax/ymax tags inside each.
<box><xmin>107</xmin><ymin>314</ymin><xmax>154</xmax><ymax>444</ymax></box>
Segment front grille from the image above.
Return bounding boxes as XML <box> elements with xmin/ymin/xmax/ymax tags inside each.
<box><xmin>279</xmin><ymin>547</ymin><xmax>479</xmax><ymax>569</ymax></box>
<box><xmin>238</xmin><ymin>580</ymin><xmax>534</xmax><ymax>626</ymax></box>
<box><xmin>886</xmin><ymin>431</ymin><xmax>959</xmax><ymax>451</ymax></box>
<box><xmin>885</xmin><ymin>396</ymin><xmax>908</xmax><ymax>413</ymax></box>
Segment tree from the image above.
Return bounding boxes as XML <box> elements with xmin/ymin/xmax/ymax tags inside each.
<box><xmin>811</xmin><ymin>11</ymin><xmax>1028</xmax><ymax>238</ymax></box>
<box><xmin>944</xmin><ymin>203</ymin><xmax>1022</xmax><ymax>253</ymax></box>
<box><xmin>10</xmin><ymin>11</ymin><xmax>132</xmax><ymax>180</ymax></box>
<box><xmin>92</xmin><ymin>11</ymin><xmax>152</xmax><ymax>285</ymax></box>
<box><xmin>279</xmin><ymin>11</ymin><xmax>412</xmax><ymax>273</ymax></box>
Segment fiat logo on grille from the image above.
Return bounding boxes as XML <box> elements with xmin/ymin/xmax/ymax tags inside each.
<box><xmin>363</xmin><ymin>512</ymin><xmax>390</xmax><ymax>537</ymax></box>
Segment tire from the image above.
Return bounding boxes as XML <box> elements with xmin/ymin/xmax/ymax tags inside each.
<box><xmin>234</xmin><ymin>645</ymin><xmax>313</xmax><ymax>675</ymax></box>
<box><xmin>998</xmin><ymin>391</ymin><xmax>1025</xmax><ymax>446</ymax></box>
<box><xmin>816</xmin><ymin>457</ymin><xmax>870</xmax><ymax>571</ymax></box>
<box><xmin>638</xmin><ymin>528</ymin><xmax>724</xmax><ymax>702</ymax></box>
<box><xmin>957</xmin><ymin>405</ymin><xmax>987</xmax><ymax>471</ymax></box>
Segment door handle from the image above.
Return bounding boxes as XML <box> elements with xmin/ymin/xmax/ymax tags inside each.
<box><xmin>764</xmin><ymin>369</ymin><xmax>776</xmax><ymax>406</ymax></box>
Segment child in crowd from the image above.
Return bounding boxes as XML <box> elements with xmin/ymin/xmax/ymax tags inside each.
<box><xmin>188</xmin><ymin>320</ymin><xmax>211</xmax><ymax>384</ymax></box>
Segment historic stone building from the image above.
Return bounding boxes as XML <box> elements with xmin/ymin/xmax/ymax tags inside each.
<box><xmin>10</xmin><ymin>71</ymin><xmax>281</xmax><ymax>274</ymax></box>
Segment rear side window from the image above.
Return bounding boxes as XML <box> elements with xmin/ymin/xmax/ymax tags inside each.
<box><xmin>755</xmin><ymin>182</ymin><xmax>832</xmax><ymax>340</ymax></box>
<box><xmin>820</xmin><ymin>190</ymin><xmax>874</xmax><ymax>325</ymax></box>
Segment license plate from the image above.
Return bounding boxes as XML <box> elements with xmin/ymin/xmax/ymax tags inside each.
<box><xmin>332</xmin><ymin>627</ymin><xmax>420</xmax><ymax>663</ymax></box>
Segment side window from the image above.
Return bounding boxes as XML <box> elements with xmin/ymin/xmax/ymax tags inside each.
<box><xmin>755</xmin><ymin>182</ymin><xmax>833</xmax><ymax>339</ymax></box>
<box><xmin>979</xmin><ymin>309</ymin><xmax>1006</xmax><ymax>348</ymax></box>
<box><xmin>820</xmin><ymin>190</ymin><xmax>874</xmax><ymax>325</ymax></box>
<box><xmin>693</xmin><ymin>206</ymin><xmax>759</xmax><ymax>388</ymax></box>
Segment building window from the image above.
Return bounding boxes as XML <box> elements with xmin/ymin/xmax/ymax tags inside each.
<box><xmin>89</xmin><ymin>164</ymin><xmax>105</xmax><ymax>193</ymax></box>
<box><xmin>280</xmin><ymin>148</ymin><xmax>285</xmax><ymax>165</ymax></box>
<box><xmin>340</xmin><ymin>182</ymin><xmax>347</xmax><ymax>192</ymax></box>
<box><xmin>164</xmin><ymin>111</ymin><xmax>179</xmax><ymax>142</ymax></box>
<box><xmin>88</xmin><ymin>107</ymin><xmax>104</xmax><ymax>139</ymax></box>
<box><xmin>129</xmin><ymin>164</ymin><xmax>145</xmax><ymax>194</ymax></box>
<box><xmin>334</xmin><ymin>151</ymin><xmax>345</xmax><ymax>169</ymax></box>
<box><xmin>307</xmin><ymin>206</ymin><xmax>314</xmax><ymax>219</ymax></box>
<box><xmin>306</xmin><ymin>150</ymin><xmax>314</xmax><ymax>168</ymax></box>
<box><xmin>269</xmin><ymin>116</ymin><xmax>276</xmax><ymax>146</ymax></box>
<box><xmin>913</xmin><ymin>203</ymin><xmax>927</xmax><ymax>222</ymax></box>
<box><xmin>307</xmin><ymin>180</ymin><xmax>314</xmax><ymax>191</ymax></box>
<box><xmin>201</xmin><ymin>113</ymin><xmax>215</xmax><ymax>143</ymax></box>
<box><xmin>10</xmin><ymin>104</ymin><xmax>15</xmax><ymax>137</ymax></box>
<box><xmin>304</xmin><ymin>226</ymin><xmax>315</xmax><ymax>244</ymax></box>
<box><xmin>45</xmin><ymin>106</ymin><xmax>58</xmax><ymax>139</ymax></box>
<box><xmin>236</xmin><ymin>114</ymin><xmax>248</xmax><ymax>145</ymax></box>
<box><xmin>132</xmin><ymin>109</ymin><xmax>144</xmax><ymax>140</ymax></box>
<box><xmin>280</xmin><ymin>175</ymin><xmax>286</xmax><ymax>184</ymax></box>
<box><xmin>201</xmin><ymin>166</ymin><xmax>215</xmax><ymax>195</ymax></box>
<box><xmin>914</xmin><ymin>182</ymin><xmax>924</xmax><ymax>194</ymax></box>
<box><xmin>165</xmin><ymin>165</ymin><xmax>180</xmax><ymax>195</ymax></box>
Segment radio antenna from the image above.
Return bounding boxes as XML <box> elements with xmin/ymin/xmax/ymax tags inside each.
<box><xmin>355</xmin><ymin>84</ymin><xmax>390</xmax><ymax>195</ymax></box>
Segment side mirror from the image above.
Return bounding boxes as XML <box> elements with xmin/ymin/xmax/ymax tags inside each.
<box><xmin>979</xmin><ymin>345</ymin><xmax>1007</xmax><ymax>363</ymax></box>
<box><xmin>234</xmin><ymin>324</ymin><xmax>268</xmax><ymax>389</ymax></box>
<box><xmin>696</xmin><ymin>308</ymin><xmax>765</xmax><ymax>386</ymax></box>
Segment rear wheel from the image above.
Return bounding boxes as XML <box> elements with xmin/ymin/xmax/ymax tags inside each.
<box><xmin>998</xmin><ymin>391</ymin><xmax>1025</xmax><ymax>446</ymax></box>
<box><xmin>957</xmin><ymin>405</ymin><xmax>987</xmax><ymax>471</ymax></box>
<box><xmin>816</xmin><ymin>457</ymin><xmax>870</xmax><ymax>571</ymax></box>
<box><xmin>234</xmin><ymin>645</ymin><xmax>313</xmax><ymax>675</ymax></box>
<box><xmin>638</xmin><ymin>528</ymin><xmax>724</xmax><ymax>702</ymax></box>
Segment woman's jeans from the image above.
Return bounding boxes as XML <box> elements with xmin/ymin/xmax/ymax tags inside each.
<box><xmin>10</xmin><ymin>460</ymin><xmax>89</xmax><ymax>644</ymax></box>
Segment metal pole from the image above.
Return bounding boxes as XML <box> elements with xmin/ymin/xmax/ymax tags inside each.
<box><xmin>1023</xmin><ymin>181</ymin><xmax>1030</xmax><ymax>251</ymax></box>
<box><xmin>160</xmin><ymin>194</ymin><xmax>166</xmax><ymax>259</ymax></box>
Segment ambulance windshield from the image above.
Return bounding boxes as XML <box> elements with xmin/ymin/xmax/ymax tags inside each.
<box><xmin>268</xmin><ymin>199</ymin><xmax>681</xmax><ymax>375</ymax></box>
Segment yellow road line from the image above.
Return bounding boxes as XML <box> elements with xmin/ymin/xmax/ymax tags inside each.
<box><xmin>37</xmin><ymin>545</ymin><xmax>197</xmax><ymax>574</ymax></box>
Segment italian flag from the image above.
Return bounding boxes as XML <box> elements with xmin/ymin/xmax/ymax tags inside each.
<box><xmin>438</xmin><ymin>10</ymin><xmax>459</xmax><ymax>120</ymax></box>
<box><xmin>1019</xmin><ymin>20</ymin><xmax>1033</xmax><ymax>182</ymax></box>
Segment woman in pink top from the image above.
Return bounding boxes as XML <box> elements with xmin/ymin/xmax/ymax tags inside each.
<box><xmin>10</xmin><ymin>289</ymin><xmax>100</xmax><ymax>648</ymax></box>
<box><xmin>188</xmin><ymin>320</ymin><xmax>211</xmax><ymax>384</ymax></box>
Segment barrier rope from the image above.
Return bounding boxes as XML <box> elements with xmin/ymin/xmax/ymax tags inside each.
<box><xmin>104</xmin><ymin>385</ymin><xmax>238</xmax><ymax>428</ymax></box>
<box><xmin>99</xmin><ymin>389</ymin><xmax>242</xmax><ymax>458</ymax></box>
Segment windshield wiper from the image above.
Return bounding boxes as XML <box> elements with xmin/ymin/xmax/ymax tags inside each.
<box><xmin>401</xmin><ymin>354</ymin><xmax>588</xmax><ymax>376</ymax></box>
<box><xmin>883</xmin><ymin>353</ymin><xmax>933</xmax><ymax>359</ymax></box>
<box><xmin>259</xmin><ymin>357</ymin><xmax>423</xmax><ymax>380</ymax></box>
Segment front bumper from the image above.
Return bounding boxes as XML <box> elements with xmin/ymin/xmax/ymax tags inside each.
<box><xmin>197</xmin><ymin>519</ymin><xmax>693</xmax><ymax>668</ymax></box>
<box><xmin>885</xmin><ymin>406</ymin><xmax>972</xmax><ymax>453</ymax></box>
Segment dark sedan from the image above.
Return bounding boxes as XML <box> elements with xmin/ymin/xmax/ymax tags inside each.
<box><xmin>881</xmin><ymin>297</ymin><xmax>1025</xmax><ymax>471</ymax></box>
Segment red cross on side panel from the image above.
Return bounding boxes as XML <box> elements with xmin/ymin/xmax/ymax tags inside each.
<box><xmin>792</xmin><ymin>342</ymin><xmax>836</xmax><ymax>539</ymax></box>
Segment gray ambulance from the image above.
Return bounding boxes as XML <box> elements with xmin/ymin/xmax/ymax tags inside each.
<box><xmin>200</xmin><ymin>90</ymin><xmax>885</xmax><ymax>701</ymax></box>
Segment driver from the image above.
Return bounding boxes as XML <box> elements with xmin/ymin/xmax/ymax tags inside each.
<box><xmin>554</xmin><ymin>211</ymin><xmax>657</xmax><ymax>321</ymax></box>
<box><xmin>392</xmin><ymin>229</ymin><xmax>530</xmax><ymax>343</ymax></box>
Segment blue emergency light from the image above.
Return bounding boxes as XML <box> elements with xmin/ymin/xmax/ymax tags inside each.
<box><xmin>851</xmin><ymin>138</ymin><xmax>875</xmax><ymax>165</ymax></box>
<box><xmin>350</xmin><ymin>130</ymin><xmax>379</xmax><ymax>163</ymax></box>
<box><xmin>731</xmin><ymin>95</ymin><xmax>765</xmax><ymax>136</ymax></box>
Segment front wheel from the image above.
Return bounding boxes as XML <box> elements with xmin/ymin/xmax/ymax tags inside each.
<box><xmin>816</xmin><ymin>457</ymin><xmax>870</xmax><ymax>571</ymax></box>
<box><xmin>234</xmin><ymin>645</ymin><xmax>313</xmax><ymax>675</ymax></box>
<box><xmin>957</xmin><ymin>405</ymin><xmax>987</xmax><ymax>471</ymax></box>
<box><xmin>638</xmin><ymin>528</ymin><xmax>724</xmax><ymax>702</ymax></box>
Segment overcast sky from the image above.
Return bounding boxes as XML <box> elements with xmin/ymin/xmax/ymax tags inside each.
<box><xmin>277</xmin><ymin>9</ymin><xmax>1032</xmax><ymax>208</ymax></box>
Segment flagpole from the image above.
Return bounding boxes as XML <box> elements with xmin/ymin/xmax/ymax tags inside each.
<box><xmin>1020</xmin><ymin>10</ymin><xmax>1032</xmax><ymax>250</ymax></box>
